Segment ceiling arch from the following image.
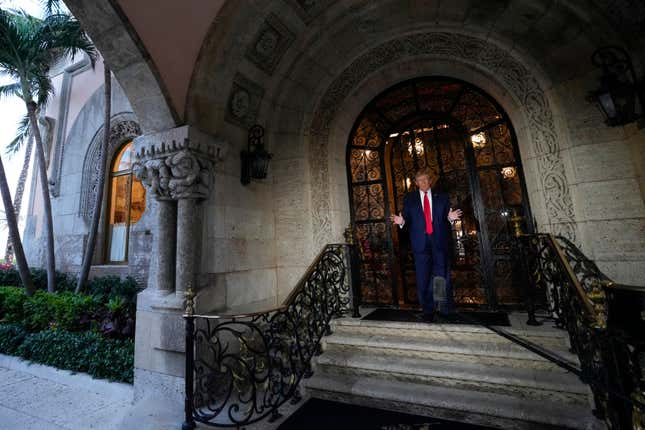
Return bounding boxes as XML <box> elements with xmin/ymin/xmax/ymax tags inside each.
<box><xmin>63</xmin><ymin>0</ymin><xmax>644</xmax><ymax>134</ymax></box>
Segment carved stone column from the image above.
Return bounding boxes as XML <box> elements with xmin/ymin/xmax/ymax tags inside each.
<box><xmin>162</xmin><ymin>149</ymin><xmax>211</xmax><ymax>298</ymax></box>
<box><xmin>134</xmin><ymin>159</ymin><xmax>176</xmax><ymax>294</ymax></box>
<box><xmin>134</xmin><ymin>125</ymin><xmax>225</xmax><ymax>296</ymax></box>
<box><xmin>131</xmin><ymin>125</ymin><xmax>227</xmax><ymax>403</ymax></box>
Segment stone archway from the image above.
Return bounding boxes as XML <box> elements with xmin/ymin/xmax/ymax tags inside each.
<box><xmin>306</xmin><ymin>32</ymin><xmax>577</xmax><ymax>253</ymax></box>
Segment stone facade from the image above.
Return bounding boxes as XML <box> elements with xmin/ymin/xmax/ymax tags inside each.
<box><xmin>19</xmin><ymin>1</ymin><xmax>645</xmax><ymax>415</ymax></box>
<box><xmin>22</xmin><ymin>63</ymin><xmax>156</xmax><ymax>280</ymax></box>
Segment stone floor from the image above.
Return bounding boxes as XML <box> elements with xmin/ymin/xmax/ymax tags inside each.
<box><xmin>0</xmin><ymin>354</ymin><xmax>133</xmax><ymax>430</ymax></box>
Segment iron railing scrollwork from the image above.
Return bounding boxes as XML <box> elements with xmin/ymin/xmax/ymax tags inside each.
<box><xmin>182</xmin><ymin>243</ymin><xmax>359</xmax><ymax>429</ymax></box>
<box><xmin>519</xmin><ymin>233</ymin><xmax>645</xmax><ymax>430</ymax></box>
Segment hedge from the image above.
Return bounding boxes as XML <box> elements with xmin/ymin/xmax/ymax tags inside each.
<box><xmin>22</xmin><ymin>291</ymin><xmax>100</xmax><ymax>332</ymax></box>
<box><xmin>0</xmin><ymin>286</ymin><xmax>26</xmax><ymax>323</ymax></box>
<box><xmin>0</xmin><ymin>267</ymin><xmax>140</xmax><ymax>303</ymax></box>
<box><xmin>0</xmin><ymin>323</ymin><xmax>133</xmax><ymax>383</ymax></box>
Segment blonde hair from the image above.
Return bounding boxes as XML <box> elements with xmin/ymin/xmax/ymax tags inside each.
<box><xmin>414</xmin><ymin>168</ymin><xmax>433</xmax><ymax>180</ymax></box>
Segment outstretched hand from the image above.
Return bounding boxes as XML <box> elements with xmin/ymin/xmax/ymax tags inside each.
<box><xmin>390</xmin><ymin>212</ymin><xmax>404</xmax><ymax>225</ymax></box>
<box><xmin>448</xmin><ymin>207</ymin><xmax>463</xmax><ymax>222</ymax></box>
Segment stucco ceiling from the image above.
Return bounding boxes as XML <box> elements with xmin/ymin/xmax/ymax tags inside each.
<box><xmin>65</xmin><ymin>0</ymin><xmax>645</xmax><ymax>129</ymax></box>
<box><xmin>115</xmin><ymin>0</ymin><xmax>225</xmax><ymax>120</ymax></box>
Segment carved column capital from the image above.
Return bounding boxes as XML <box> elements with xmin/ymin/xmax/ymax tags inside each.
<box><xmin>133</xmin><ymin>125</ymin><xmax>228</xmax><ymax>201</ymax></box>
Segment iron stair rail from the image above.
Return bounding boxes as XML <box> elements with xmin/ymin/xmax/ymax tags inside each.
<box><xmin>181</xmin><ymin>243</ymin><xmax>360</xmax><ymax>429</ymax></box>
<box><xmin>516</xmin><ymin>233</ymin><xmax>645</xmax><ymax>430</ymax></box>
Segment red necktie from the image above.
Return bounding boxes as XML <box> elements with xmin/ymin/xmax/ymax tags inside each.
<box><xmin>424</xmin><ymin>192</ymin><xmax>433</xmax><ymax>235</ymax></box>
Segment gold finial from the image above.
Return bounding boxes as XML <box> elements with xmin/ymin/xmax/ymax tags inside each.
<box><xmin>510</xmin><ymin>208</ymin><xmax>524</xmax><ymax>238</ymax></box>
<box><xmin>344</xmin><ymin>224</ymin><xmax>355</xmax><ymax>245</ymax></box>
<box><xmin>185</xmin><ymin>282</ymin><xmax>195</xmax><ymax>316</ymax></box>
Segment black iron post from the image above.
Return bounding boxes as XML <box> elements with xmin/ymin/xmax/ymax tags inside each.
<box><xmin>349</xmin><ymin>244</ymin><xmax>362</xmax><ymax>318</ymax></box>
<box><xmin>182</xmin><ymin>316</ymin><xmax>196</xmax><ymax>430</ymax></box>
<box><xmin>518</xmin><ymin>236</ymin><xmax>540</xmax><ymax>326</ymax></box>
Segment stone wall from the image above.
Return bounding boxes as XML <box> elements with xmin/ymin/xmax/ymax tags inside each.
<box><xmin>553</xmin><ymin>73</ymin><xmax>645</xmax><ymax>285</ymax></box>
<box><xmin>22</xmin><ymin>77</ymin><xmax>155</xmax><ymax>282</ymax></box>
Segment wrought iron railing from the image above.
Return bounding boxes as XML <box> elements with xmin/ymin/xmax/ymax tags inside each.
<box><xmin>181</xmin><ymin>243</ymin><xmax>360</xmax><ymax>429</ymax></box>
<box><xmin>519</xmin><ymin>233</ymin><xmax>644</xmax><ymax>429</ymax></box>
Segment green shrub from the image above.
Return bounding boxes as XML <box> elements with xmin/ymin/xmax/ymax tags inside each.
<box><xmin>0</xmin><ymin>268</ymin><xmax>76</xmax><ymax>292</ymax></box>
<box><xmin>0</xmin><ymin>323</ymin><xmax>27</xmax><ymax>354</ymax></box>
<box><xmin>87</xmin><ymin>276</ymin><xmax>140</xmax><ymax>305</ymax></box>
<box><xmin>0</xmin><ymin>287</ymin><xmax>27</xmax><ymax>322</ymax></box>
<box><xmin>0</xmin><ymin>267</ymin><xmax>20</xmax><ymax>287</ymax></box>
<box><xmin>15</xmin><ymin>328</ymin><xmax>133</xmax><ymax>383</ymax></box>
<box><xmin>22</xmin><ymin>291</ymin><xmax>100</xmax><ymax>332</ymax></box>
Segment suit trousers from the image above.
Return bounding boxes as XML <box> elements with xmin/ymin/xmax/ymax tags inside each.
<box><xmin>413</xmin><ymin>233</ymin><xmax>453</xmax><ymax>315</ymax></box>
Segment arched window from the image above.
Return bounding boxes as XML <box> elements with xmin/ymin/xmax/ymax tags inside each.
<box><xmin>106</xmin><ymin>141</ymin><xmax>146</xmax><ymax>263</ymax></box>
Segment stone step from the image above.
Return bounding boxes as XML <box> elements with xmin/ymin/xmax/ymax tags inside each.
<box><xmin>304</xmin><ymin>372</ymin><xmax>603</xmax><ymax>430</ymax></box>
<box><xmin>323</xmin><ymin>332</ymin><xmax>579</xmax><ymax>370</ymax></box>
<box><xmin>331</xmin><ymin>318</ymin><xmax>571</xmax><ymax>350</ymax></box>
<box><xmin>314</xmin><ymin>349</ymin><xmax>589</xmax><ymax>405</ymax></box>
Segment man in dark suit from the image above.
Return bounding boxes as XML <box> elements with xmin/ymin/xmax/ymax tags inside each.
<box><xmin>390</xmin><ymin>169</ymin><xmax>462</xmax><ymax>321</ymax></box>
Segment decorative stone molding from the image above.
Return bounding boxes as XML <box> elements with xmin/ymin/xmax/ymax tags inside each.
<box><xmin>245</xmin><ymin>13</ymin><xmax>295</xmax><ymax>76</ymax></box>
<box><xmin>49</xmin><ymin>56</ymin><xmax>92</xmax><ymax>197</ymax></box>
<box><xmin>133</xmin><ymin>125</ymin><xmax>228</xmax><ymax>201</ymax></box>
<box><xmin>309</xmin><ymin>31</ymin><xmax>578</xmax><ymax>246</ymax></box>
<box><xmin>79</xmin><ymin>113</ymin><xmax>141</xmax><ymax>219</ymax></box>
<box><xmin>225</xmin><ymin>73</ymin><xmax>265</xmax><ymax>128</ymax></box>
<box><xmin>286</xmin><ymin>0</ymin><xmax>333</xmax><ymax>24</ymax></box>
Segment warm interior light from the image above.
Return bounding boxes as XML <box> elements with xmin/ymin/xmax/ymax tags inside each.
<box><xmin>408</xmin><ymin>137</ymin><xmax>424</xmax><ymax>155</ymax></box>
<box><xmin>471</xmin><ymin>132</ymin><xmax>486</xmax><ymax>149</ymax></box>
<box><xmin>364</xmin><ymin>150</ymin><xmax>371</xmax><ymax>157</ymax></box>
<box><xmin>501</xmin><ymin>166</ymin><xmax>516</xmax><ymax>179</ymax></box>
<box><xmin>405</xmin><ymin>178</ymin><xmax>411</xmax><ymax>189</ymax></box>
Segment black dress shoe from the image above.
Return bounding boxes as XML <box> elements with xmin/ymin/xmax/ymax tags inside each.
<box><xmin>422</xmin><ymin>313</ymin><xmax>435</xmax><ymax>322</ymax></box>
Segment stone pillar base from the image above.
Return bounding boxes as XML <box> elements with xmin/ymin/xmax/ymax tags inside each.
<box><xmin>133</xmin><ymin>289</ymin><xmax>186</xmax><ymax>403</ymax></box>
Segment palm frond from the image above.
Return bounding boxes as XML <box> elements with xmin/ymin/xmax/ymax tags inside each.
<box><xmin>38</xmin><ymin>13</ymin><xmax>97</xmax><ymax>66</ymax></box>
<box><xmin>6</xmin><ymin>114</ymin><xmax>31</xmax><ymax>156</ymax></box>
<box><xmin>40</xmin><ymin>0</ymin><xmax>66</xmax><ymax>16</ymax></box>
<box><xmin>0</xmin><ymin>82</ymin><xmax>21</xmax><ymax>101</ymax></box>
<box><xmin>0</xmin><ymin>9</ymin><xmax>41</xmax><ymax>79</ymax></box>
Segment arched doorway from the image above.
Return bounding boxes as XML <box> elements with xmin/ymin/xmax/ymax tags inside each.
<box><xmin>347</xmin><ymin>77</ymin><xmax>533</xmax><ymax>310</ymax></box>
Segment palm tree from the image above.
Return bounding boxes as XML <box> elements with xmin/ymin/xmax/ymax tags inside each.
<box><xmin>41</xmin><ymin>0</ymin><xmax>110</xmax><ymax>294</ymax></box>
<box><xmin>0</xmin><ymin>156</ymin><xmax>34</xmax><ymax>294</ymax></box>
<box><xmin>0</xmin><ymin>9</ymin><xmax>96</xmax><ymax>292</ymax></box>
<box><xmin>76</xmin><ymin>63</ymin><xmax>110</xmax><ymax>293</ymax></box>
<box><xmin>4</xmin><ymin>115</ymin><xmax>34</xmax><ymax>262</ymax></box>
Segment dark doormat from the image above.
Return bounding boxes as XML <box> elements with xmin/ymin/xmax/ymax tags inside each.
<box><xmin>362</xmin><ymin>308</ymin><xmax>511</xmax><ymax>327</ymax></box>
<box><xmin>279</xmin><ymin>398</ymin><xmax>496</xmax><ymax>429</ymax></box>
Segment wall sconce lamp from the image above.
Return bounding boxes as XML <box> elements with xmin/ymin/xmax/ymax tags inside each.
<box><xmin>589</xmin><ymin>46</ymin><xmax>644</xmax><ymax>127</ymax></box>
<box><xmin>241</xmin><ymin>124</ymin><xmax>272</xmax><ymax>185</ymax></box>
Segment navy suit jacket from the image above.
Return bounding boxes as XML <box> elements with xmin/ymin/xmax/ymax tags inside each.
<box><xmin>402</xmin><ymin>190</ymin><xmax>452</xmax><ymax>256</ymax></box>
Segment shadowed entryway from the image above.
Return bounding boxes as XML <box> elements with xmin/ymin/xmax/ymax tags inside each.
<box><xmin>347</xmin><ymin>77</ymin><xmax>533</xmax><ymax>310</ymax></box>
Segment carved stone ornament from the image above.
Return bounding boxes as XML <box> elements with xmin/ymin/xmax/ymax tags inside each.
<box><xmin>135</xmin><ymin>150</ymin><xmax>210</xmax><ymax>200</ymax></box>
<box><xmin>79</xmin><ymin>113</ymin><xmax>141</xmax><ymax>219</ymax></box>
<box><xmin>286</xmin><ymin>0</ymin><xmax>333</xmax><ymax>24</ymax></box>
<box><xmin>309</xmin><ymin>31</ymin><xmax>578</xmax><ymax>248</ymax></box>
<box><xmin>245</xmin><ymin>13</ymin><xmax>295</xmax><ymax>75</ymax></box>
<box><xmin>133</xmin><ymin>125</ymin><xmax>228</xmax><ymax>201</ymax></box>
<box><xmin>225</xmin><ymin>73</ymin><xmax>265</xmax><ymax>128</ymax></box>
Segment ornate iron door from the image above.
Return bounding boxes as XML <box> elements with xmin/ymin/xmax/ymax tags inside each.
<box><xmin>347</xmin><ymin>78</ymin><xmax>532</xmax><ymax>309</ymax></box>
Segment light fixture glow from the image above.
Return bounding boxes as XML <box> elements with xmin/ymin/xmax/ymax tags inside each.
<box><xmin>501</xmin><ymin>166</ymin><xmax>516</xmax><ymax>179</ymax></box>
<box><xmin>471</xmin><ymin>132</ymin><xmax>487</xmax><ymax>149</ymax></box>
